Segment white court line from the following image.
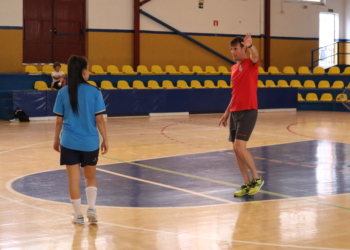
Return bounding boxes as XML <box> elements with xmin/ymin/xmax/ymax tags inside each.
<box><xmin>0</xmin><ymin>194</ymin><xmax>347</xmax><ymax>250</ymax></box>
<box><xmin>96</xmin><ymin>168</ymin><xmax>233</xmax><ymax>203</ymax></box>
<box><xmin>0</xmin><ymin>141</ymin><xmax>53</xmax><ymax>155</ymax></box>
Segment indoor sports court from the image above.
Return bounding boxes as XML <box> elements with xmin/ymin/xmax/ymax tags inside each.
<box><xmin>1</xmin><ymin>0</ymin><xmax>350</xmax><ymax>250</ymax></box>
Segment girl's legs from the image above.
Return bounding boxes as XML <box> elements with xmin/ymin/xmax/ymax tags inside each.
<box><xmin>66</xmin><ymin>164</ymin><xmax>83</xmax><ymax>216</ymax></box>
<box><xmin>83</xmin><ymin>165</ymin><xmax>98</xmax><ymax>210</ymax></box>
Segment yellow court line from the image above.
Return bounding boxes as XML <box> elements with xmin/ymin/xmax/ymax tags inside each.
<box><xmin>97</xmin><ymin>168</ymin><xmax>234</xmax><ymax>204</ymax></box>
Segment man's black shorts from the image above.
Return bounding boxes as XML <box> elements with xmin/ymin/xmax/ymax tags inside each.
<box><xmin>228</xmin><ymin>109</ymin><xmax>258</xmax><ymax>142</ymax></box>
<box><xmin>60</xmin><ymin>145</ymin><xmax>99</xmax><ymax>167</ymax></box>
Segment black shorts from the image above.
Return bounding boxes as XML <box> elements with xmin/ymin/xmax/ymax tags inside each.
<box><xmin>53</xmin><ymin>81</ymin><xmax>62</xmax><ymax>89</ymax></box>
<box><xmin>228</xmin><ymin>109</ymin><xmax>258</xmax><ymax>142</ymax></box>
<box><xmin>60</xmin><ymin>145</ymin><xmax>99</xmax><ymax>167</ymax></box>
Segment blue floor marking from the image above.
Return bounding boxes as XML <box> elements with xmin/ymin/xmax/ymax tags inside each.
<box><xmin>11</xmin><ymin>140</ymin><xmax>350</xmax><ymax>207</ymax></box>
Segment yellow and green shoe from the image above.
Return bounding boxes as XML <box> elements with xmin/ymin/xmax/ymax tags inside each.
<box><xmin>248</xmin><ymin>177</ymin><xmax>264</xmax><ymax>196</ymax></box>
<box><xmin>234</xmin><ymin>184</ymin><xmax>251</xmax><ymax>197</ymax></box>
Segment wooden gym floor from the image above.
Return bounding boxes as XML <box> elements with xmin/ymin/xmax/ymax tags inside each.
<box><xmin>0</xmin><ymin>111</ymin><xmax>350</xmax><ymax>250</ymax></box>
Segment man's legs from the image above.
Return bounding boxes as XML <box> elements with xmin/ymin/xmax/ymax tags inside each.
<box><xmin>233</xmin><ymin>139</ymin><xmax>259</xmax><ymax>180</ymax></box>
<box><xmin>233</xmin><ymin>142</ymin><xmax>251</xmax><ymax>185</ymax></box>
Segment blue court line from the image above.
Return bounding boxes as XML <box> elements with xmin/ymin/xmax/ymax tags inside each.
<box><xmin>99</xmin><ymin>155</ymin><xmax>350</xmax><ymax>211</ymax></box>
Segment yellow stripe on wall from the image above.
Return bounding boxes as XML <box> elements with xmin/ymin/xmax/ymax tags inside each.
<box><xmin>0</xmin><ymin>30</ymin><xmax>23</xmax><ymax>73</ymax></box>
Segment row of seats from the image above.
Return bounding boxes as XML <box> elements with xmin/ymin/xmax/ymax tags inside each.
<box><xmin>34</xmin><ymin>80</ymin><xmax>233</xmax><ymax>90</ymax></box>
<box><xmin>25</xmin><ymin>64</ymin><xmax>350</xmax><ymax>76</ymax></box>
<box><xmin>298</xmin><ymin>93</ymin><xmax>348</xmax><ymax>102</ymax></box>
<box><xmin>259</xmin><ymin>66</ymin><xmax>350</xmax><ymax>75</ymax></box>
<box><xmin>259</xmin><ymin>80</ymin><xmax>350</xmax><ymax>89</ymax></box>
<box><xmin>25</xmin><ymin>65</ymin><xmax>232</xmax><ymax>75</ymax></box>
<box><xmin>35</xmin><ymin>79</ymin><xmax>350</xmax><ymax>90</ymax></box>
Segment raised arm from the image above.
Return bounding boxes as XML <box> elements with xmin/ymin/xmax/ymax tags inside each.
<box><xmin>241</xmin><ymin>33</ymin><xmax>259</xmax><ymax>64</ymax></box>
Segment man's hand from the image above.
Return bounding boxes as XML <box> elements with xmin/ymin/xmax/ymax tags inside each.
<box><xmin>219</xmin><ymin>112</ymin><xmax>230</xmax><ymax>127</ymax></box>
<box><xmin>241</xmin><ymin>32</ymin><xmax>253</xmax><ymax>48</ymax></box>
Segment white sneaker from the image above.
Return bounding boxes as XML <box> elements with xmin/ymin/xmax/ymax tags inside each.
<box><xmin>72</xmin><ymin>214</ymin><xmax>84</xmax><ymax>225</ymax></box>
<box><xmin>87</xmin><ymin>208</ymin><xmax>98</xmax><ymax>223</ymax></box>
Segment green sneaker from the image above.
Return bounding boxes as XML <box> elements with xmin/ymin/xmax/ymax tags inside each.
<box><xmin>234</xmin><ymin>184</ymin><xmax>251</xmax><ymax>197</ymax></box>
<box><xmin>248</xmin><ymin>177</ymin><xmax>264</xmax><ymax>196</ymax></box>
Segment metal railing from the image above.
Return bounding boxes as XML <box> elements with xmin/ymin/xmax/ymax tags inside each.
<box><xmin>311</xmin><ymin>42</ymin><xmax>350</xmax><ymax>69</ymax></box>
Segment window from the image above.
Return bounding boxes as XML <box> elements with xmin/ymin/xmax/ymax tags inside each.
<box><xmin>284</xmin><ymin>0</ymin><xmax>325</xmax><ymax>5</ymax></box>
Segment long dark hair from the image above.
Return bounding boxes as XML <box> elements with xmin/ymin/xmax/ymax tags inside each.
<box><xmin>67</xmin><ymin>55</ymin><xmax>88</xmax><ymax>115</ymax></box>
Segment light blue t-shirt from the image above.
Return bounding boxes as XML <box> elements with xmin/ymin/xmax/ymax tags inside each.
<box><xmin>53</xmin><ymin>83</ymin><xmax>106</xmax><ymax>152</ymax></box>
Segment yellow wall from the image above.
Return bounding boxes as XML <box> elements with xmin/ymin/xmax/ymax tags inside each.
<box><xmin>270</xmin><ymin>39</ymin><xmax>319</xmax><ymax>71</ymax></box>
<box><xmin>86</xmin><ymin>32</ymin><xmax>133</xmax><ymax>69</ymax></box>
<box><xmin>2</xmin><ymin>29</ymin><xmax>348</xmax><ymax>73</ymax></box>
<box><xmin>0</xmin><ymin>29</ymin><xmax>23</xmax><ymax>73</ymax></box>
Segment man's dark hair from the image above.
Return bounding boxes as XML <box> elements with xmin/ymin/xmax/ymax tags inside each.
<box><xmin>230</xmin><ymin>37</ymin><xmax>244</xmax><ymax>48</ymax></box>
<box><xmin>53</xmin><ymin>62</ymin><xmax>61</xmax><ymax>68</ymax></box>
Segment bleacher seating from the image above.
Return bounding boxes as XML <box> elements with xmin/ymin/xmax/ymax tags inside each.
<box><xmin>133</xmin><ymin>80</ymin><xmax>146</xmax><ymax>89</ymax></box>
<box><xmin>179</xmin><ymin>66</ymin><xmax>193</xmax><ymax>75</ymax></box>
<box><xmin>117</xmin><ymin>80</ymin><xmax>132</xmax><ymax>89</ymax></box>
<box><xmin>42</xmin><ymin>65</ymin><xmax>54</xmax><ymax>75</ymax></box>
<box><xmin>328</xmin><ymin>66</ymin><xmax>340</xmax><ymax>75</ymax></box>
<box><xmin>320</xmin><ymin>93</ymin><xmax>333</xmax><ymax>101</ymax></box>
<box><xmin>107</xmin><ymin>65</ymin><xmax>122</xmax><ymax>75</ymax></box>
<box><xmin>313</xmin><ymin>67</ymin><xmax>325</xmax><ymax>75</ymax></box>
<box><xmin>101</xmin><ymin>80</ymin><xmax>116</xmax><ymax>89</ymax></box>
<box><xmin>304</xmin><ymin>80</ymin><xmax>316</xmax><ymax>88</ymax></box>
<box><xmin>204</xmin><ymin>80</ymin><xmax>216</xmax><ymax>88</ymax></box>
<box><xmin>91</xmin><ymin>65</ymin><xmax>107</xmax><ymax>75</ymax></box>
<box><xmin>298</xmin><ymin>66</ymin><xmax>311</xmax><ymax>75</ymax></box>
<box><xmin>265</xmin><ymin>80</ymin><xmax>277</xmax><ymax>87</ymax></box>
<box><xmin>290</xmin><ymin>80</ymin><xmax>303</xmax><ymax>88</ymax></box>
<box><xmin>34</xmin><ymin>81</ymin><xmax>50</xmax><ymax>90</ymax></box>
<box><xmin>217</xmin><ymin>80</ymin><xmax>230</xmax><ymax>88</ymax></box>
<box><xmin>258</xmin><ymin>67</ymin><xmax>268</xmax><ymax>75</ymax></box>
<box><xmin>298</xmin><ymin>93</ymin><xmax>305</xmax><ymax>101</ymax></box>
<box><xmin>151</xmin><ymin>65</ymin><xmax>166</xmax><ymax>75</ymax></box>
<box><xmin>148</xmin><ymin>80</ymin><xmax>161</xmax><ymax>89</ymax></box>
<box><xmin>122</xmin><ymin>65</ymin><xmax>137</xmax><ymax>75</ymax></box>
<box><xmin>162</xmin><ymin>80</ymin><xmax>176</xmax><ymax>89</ymax></box>
<box><xmin>277</xmin><ymin>80</ymin><xmax>289</xmax><ymax>87</ymax></box>
<box><xmin>318</xmin><ymin>80</ymin><xmax>330</xmax><ymax>88</ymax></box>
<box><xmin>25</xmin><ymin>65</ymin><xmax>41</xmax><ymax>74</ymax></box>
<box><xmin>177</xmin><ymin>80</ymin><xmax>190</xmax><ymax>88</ymax></box>
<box><xmin>192</xmin><ymin>66</ymin><xmax>206</xmax><ymax>75</ymax></box>
<box><xmin>306</xmin><ymin>93</ymin><xmax>318</xmax><ymax>101</ymax></box>
<box><xmin>331</xmin><ymin>81</ymin><xmax>344</xmax><ymax>89</ymax></box>
<box><xmin>137</xmin><ymin>65</ymin><xmax>152</xmax><ymax>75</ymax></box>
<box><xmin>268</xmin><ymin>66</ymin><xmax>282</xmax><ymax>75</ymax></box>
<box><xmin>165</xmin><ymin>65</ymin><xmax>180</xmax><ymax>75</ymax></box>
<box><xmin>283</xmin><ymin>66</ymin><xmax>296</xmax><ymax>75</ymax></box>
<box><xmin>191</xmin><ymin>80</ymin><xmax>203</xmax><ymax>88</ymax></box>
<box><xmin>218</xmin><ymin>66</ymin><xmax>231</xmax><ymax>75</ymax></box>
<box><xmin>205</xmin><ymin>66</ymin><xmax>220</xmax><ymax>75</ymax></box>
<box><xmin>258</xmin><ymin>80</ymin><xmax>265</xmax><ymax>88</ymax></box>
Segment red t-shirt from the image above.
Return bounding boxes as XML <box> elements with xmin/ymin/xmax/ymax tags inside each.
<box><xmin>230</xmin><ymin>58</ymin><xmax>259</xmax><ymax>111</ymax></box>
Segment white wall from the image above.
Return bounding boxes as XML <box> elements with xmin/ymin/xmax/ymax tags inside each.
<box><xmin>1</xmin><ymin>0</ymin><xmax>350</xmax><ymax>40</ymax></box>
<box><xmin>141</xmin><ymin>0</ymin><xmax>262</xmax><ymax>35</ymax></box>
<box><xmin>345</xmin><ymin>0</ymin><xmax>350</xmax><ymax>39</ymax></box>
<box><xmin>0</xmin><ymin>0</ymin><xmax>22</xmax><ymax>26</ymax></box>
<box><xmin>271</xmin><ymin>0</ymin><xmax>345</xmax><ymax>38</ymax></box>
<box><xmin>86</xmin><ymin>0</ymin><xmax>133</xmax><ymax>29</ymax></box>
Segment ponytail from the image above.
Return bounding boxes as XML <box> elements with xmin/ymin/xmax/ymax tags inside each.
<box><xmin>67</xmin><ymin>55</ymin><xmax>88</xmax><ymax>115</ymax></box>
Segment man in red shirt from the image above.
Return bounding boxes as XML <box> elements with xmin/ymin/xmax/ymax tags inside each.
<box><xmin>219</xmin><ymin>33</ymin><xmax>264</xmax><ymax>197</ymax></box>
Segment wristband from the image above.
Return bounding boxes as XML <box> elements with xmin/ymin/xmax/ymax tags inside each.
<box><xmin>247</xmin><ymin>44</ymin><xmax>253</xmax><ymax>49</ymax></box>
